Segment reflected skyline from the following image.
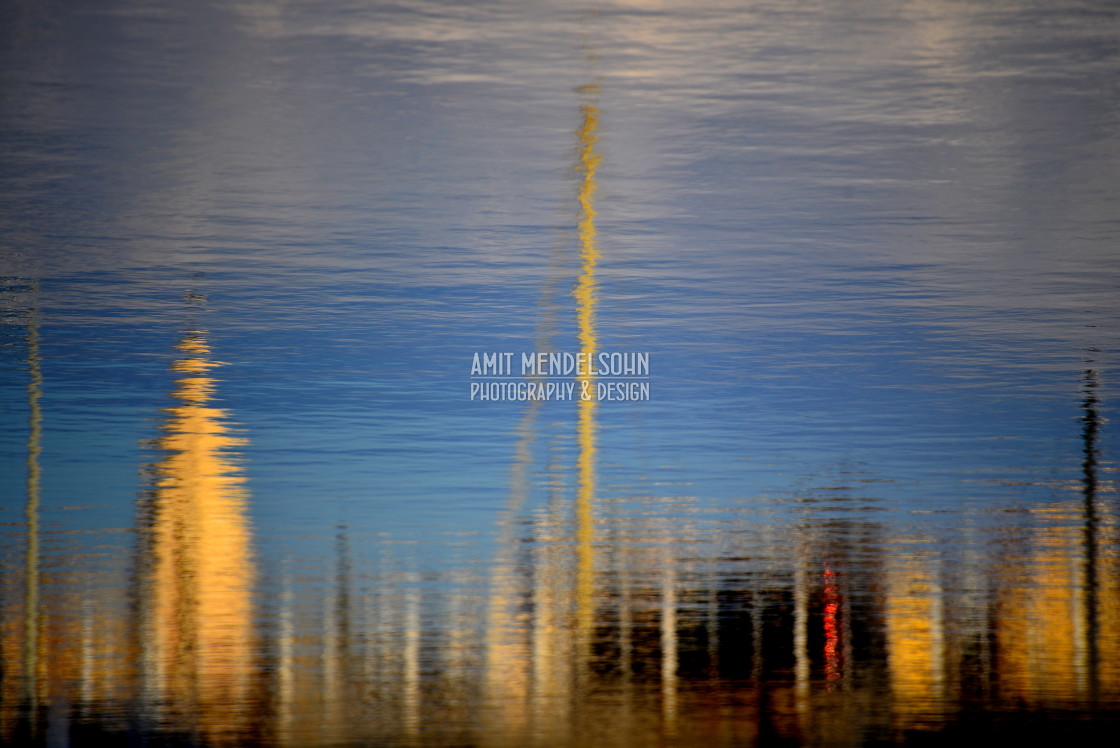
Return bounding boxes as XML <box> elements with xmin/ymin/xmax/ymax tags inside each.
<box><xmin>0</xmin><ymin>317</ymin><xmax>1117</xmax><ymax>743</ymax></box>
<box><xmin>573</xmin><ymin>82</ymin><xmax>602</xmax><ymax>712</ymax></box>
<box><xmin>2</xmin><ymin>0</ymin><xmax>1120</xmax><ymax>744</ymax></box>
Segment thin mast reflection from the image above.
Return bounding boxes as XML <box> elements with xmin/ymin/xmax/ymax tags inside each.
<box><xmin>482</xmin><ymin>80</ymin><xmax>605</xmax><ymax>746</ymax></box>
<box><xmin>1081</xmin><ymin>360</ymin><xmax>1101</xmax><ymax>703</ymax></box>
<box><xmin>573</xmin><ymin>82</ymin><xmax>602</xmax><ymax>687</ymax></box>
<box><xmin>138</xmin><ymin>304</ymin><xmax>255</xmax><ymax>743</ymax></box>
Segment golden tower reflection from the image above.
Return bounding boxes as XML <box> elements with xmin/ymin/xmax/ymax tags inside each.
<box><xmin>139</xmin><ymin>323</ymin><xmax>255</xmax><ymax>743</ymax></box>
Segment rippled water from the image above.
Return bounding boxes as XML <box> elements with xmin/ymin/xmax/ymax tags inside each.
<box><xmin>2</xmin><ymin>0</ymin><xmax>1119</xmax><ymax>745</ymax></box>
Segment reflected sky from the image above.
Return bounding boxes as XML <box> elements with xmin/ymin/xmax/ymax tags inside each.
<box><xmin>1</xmin><ymin>0</ymin><xmax>1120</xmax><ymax>745</ymax></box>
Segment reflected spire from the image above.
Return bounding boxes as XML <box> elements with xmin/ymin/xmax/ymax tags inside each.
<box><xmin>138</xmin><ymin>308</ymin><xmax>255</xmax><ymax>743</ymax></box>
<box><xmin>573</xmin><ymin>83</ymin><xmax>602</xmax><ymax>677</ymax></box>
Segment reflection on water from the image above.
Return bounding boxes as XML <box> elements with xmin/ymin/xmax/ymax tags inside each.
<box><xmin>2</xmin><ymin>304</ymin><xmax>257</xmax><ymax>744</ymax></box>
<box><xmin>2</xmin><ymin>0</ymin><xmax>1120</xmax><ymax>745</ymax></box>
<box><xmin>21</xmin><ymin>282</ymin><xmax>42</xmax><ymax>727</ymax></box>
<box><xmin>992</xmin><ymin>363</ymin><xmax>1120</xmax><ymax>713</ymax></box>
<box><xmin>0</xmin><ymin>306</ymin><xmax>1118</xmax><ymax>743</ymax></box>
<box><xmin>137</xmin><ymin>318</ymin><xmax>255</xmax><ymax>743</ymax></box>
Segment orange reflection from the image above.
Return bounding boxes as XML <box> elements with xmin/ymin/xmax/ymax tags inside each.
<box><xmin>573</xmin><ymin>82</ymin><xmax>601</xmax><ymax>694</ymax></box>
<box><xmin>822</xmin><ymin>564</ymin><xmax>842</xmax><ymax>689</ymax></box>
<box><xmin>884</xmin><ymin>545</ymin><xmax>946</xmax><ymax>729</ymax></box>
<box><xmin>139</xmin><ymin>327</ymin><xmax>255</xmax><ymax>743</ymax></box>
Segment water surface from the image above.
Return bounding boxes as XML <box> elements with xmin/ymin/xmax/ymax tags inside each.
<box><xmin>2</xmin><ymin>0</ymin><xmax>1119</xmax><ymax>745</ymax></box>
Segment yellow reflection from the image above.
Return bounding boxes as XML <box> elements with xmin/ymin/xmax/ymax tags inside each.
<box><xmin>574</xmin><ymin>83</ymin><xmax>602</xmax><ymax>674</ymax></box>
<box><xmin>995</xmin><ymin>501</ymin><xmax>1120</xmax><ymax>705</ymax></box>
<box><xmin>140</xmin><ymin>326</ymin><xmax>255</xmax><ymax>743</ymax></box>
<box><xmin>994</xmin><ymin>368</ymin><xmax>1120</xmax><ymax>706</ymax></box>
<box><xmin>884</xmin><ymin>545</ymin><xmax>946</xmax><ymax>729</ymax></box>
<box><xmin>482</xmin><ymin>82</ymin><xmax>604</xmax><ymax>747</ymax></box>
<box><xmin>995</xmin><ymin>507</ymin><xmax>1085</xmax><ymax>702</ymax></box>
<box><xmin>23</xmin><ymin>289</ymin><xmax>43</xmax><ymax>723</ymax></box>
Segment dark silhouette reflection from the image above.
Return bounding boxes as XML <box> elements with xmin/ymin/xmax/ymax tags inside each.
<box><xmin>1081</xmin><ymin>361</ymin><xmax>1101</xmax><ymax>703</ymax></box>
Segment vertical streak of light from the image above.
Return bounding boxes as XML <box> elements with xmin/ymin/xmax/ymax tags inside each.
<box><xmin>23</xmin><ymin>287</ymin><xmax>42</xmax><ymax>723</ymax></box>
<box><xmin>278</xmin><ymin>565</ymin><xmax>293</xmax><ymax>746</ymax></box>
<box><xmin>823</xmin><ymin>564</ymin><xmax>842</xmax><ymax>690</ymax></box>
<box><xmin>619</xmin><ymin>558</ymin><xmax>634</xmax><ymax>737</ymax></box>
<box><xmin>660</xmin><ymin>561</ymin><xmax>678</xmax><ymax>742</ymax></box>
<box><xmin>841</xmin><ymin>572</ymin><xmax>854</xmax><ymax>695</ymax></box>
<box><xmin>794</xmin><ymin>558</ymin><xmax>810</xmax><ymax>729</ymax></box>
<box><xmin>486</xmin><ymin>222</ymin><xmax>571</xmax><ymax>745</ymax></box>
<box><xmin>484</xmin><ymin>423</ymin><xmax>533</xmax><ymax>743</ymax></box>
<box><xmin>403</xmin><ymin>583</ymin><xmax>421</xmax><ymax>743</ymax></box>
<box><xmin>334</xmin><ymin>525</ymin><xmax>352</xmax><ymax>736</ymax></box>
<box><xmin>930</xmin><ymin>562</ymin><xmax>946</xmax><ymax>708</ymax></box>
<box><xmin>80</xmin><ymin>597</ymin><xmax>92</xmax><ymax>715</ymax></box>
<box><xmin>573</xmin><ymin>83</ymin><xmax>602</xmax><ymax>686</ymax></box>
<box><xmin>444</xmin><ymin>578</ymin><xmax>470</xmax><ymax>739</ymax></box>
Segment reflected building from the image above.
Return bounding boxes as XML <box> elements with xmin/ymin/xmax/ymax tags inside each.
<box><xmin>136</xmin><ymin>326</ymin><xmax>257</xmax><ymax>744</ymax></box>
<box><xmin>883</xmin><ymin>541</ymin><xmax>948</xmax><ymax>731</ymax></box>
<box><xmin>993</xmin><ymin>368</ymin><xmax>1120</xmax><ymax>708</ymax></box>
<box><xmin>477</xmin><ymin>79</ymin><xmax>816</xmax><ymax>745</ymax></box>
<box><xmin>990</xmin><ymin>499</ymin><xmax>1120</xmax><ymax>708</ymax></box>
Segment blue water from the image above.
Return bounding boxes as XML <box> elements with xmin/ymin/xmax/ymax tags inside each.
<box><xmin>2</xmin><ymin>0</ymin><xmax>1119</xmax><ymax>745</ymax></box>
